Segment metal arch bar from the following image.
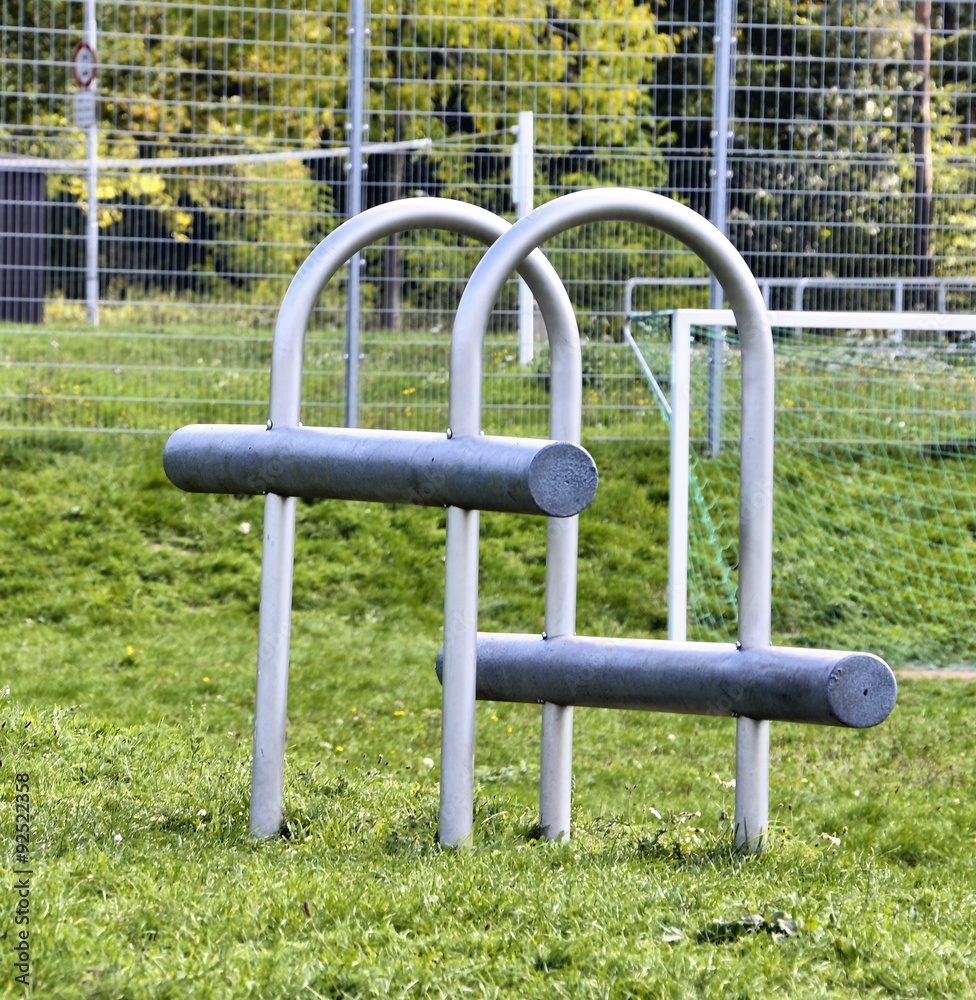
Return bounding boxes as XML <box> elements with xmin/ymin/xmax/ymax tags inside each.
<box><xmin>163</xmin><ymin>424</ymin><xmax>597</xmax><ymax>517</ymax></box>
<box><xmin>447</xmin><ymin>188</ymin><xmax>774</xmax><ymax>851</ymax></box>
<box><xmin>437</xmin><ymin>634</ymin><xmax>898</xmax><ymax>730</ymax></box>
<box><xmin>249</xmin><ymin>198</ymin><xmax>583</xmax><ymax>839</ymax></box>
<box><xmin>268</xmin><ymin>197</ymin><xmax>578</xmax><ymax>430</ymax></box>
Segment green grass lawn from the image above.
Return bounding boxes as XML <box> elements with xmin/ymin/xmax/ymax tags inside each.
<box><xmin>1</xmin><ymin>435</ymin><xmax>975</xmax><ymax>997</ymax></box>
<box><xmin>1</xmin><ymin>318</ymin><xmax>656</xmax><ymax>440</ymax></box>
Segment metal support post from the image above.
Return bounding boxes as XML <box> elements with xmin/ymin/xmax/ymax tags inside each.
<box><xmin>668</xmin><ymin>312</ymin><xmax>691</xmax><ymax>642</ymax></box>
<box><xmin>439</xmin><ymin>504</ymin><xmax>480</xmax><ymax>845</ymax></box>
<box><xmin>512</xmin><ymin>110</ymin><xmax>536</xmax><ymax>365</ymax></box>
<box><xmin>250</xmin><ymin>493</ymin><xmax>297</xmax><ymax>837</ymax></box>
<box><xmin>706</xmin><ymin>0</ymin><xmax>736</xmax><ymax>455</ymax></box>
<box><xmin>84</xmin><ymin>0</ymin><xmax>98</xmax><ymax>326</ymax></box>
<box><xmin>344</xmin><ymin>0</ymin><xmax>368</xmax><ymax>428</ymax></box>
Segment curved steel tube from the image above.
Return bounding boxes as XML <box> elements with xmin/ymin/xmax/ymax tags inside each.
<box><xmin>250</xmin><ymin>198</ymin><xmax>582</xmax><ymax>839</ymax></box>
<box><xmin>447</xmin><ymin>188</ymin><xmax>774</xmax><ymax>850</ymax></box>
<box><xmin>268</xmin><ymin>197</ymin><xmax>580</xmax><ymax>428</ymax></box>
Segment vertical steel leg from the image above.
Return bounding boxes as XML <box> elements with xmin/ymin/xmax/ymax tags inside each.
<box><xmin>735</xmin><ymin>293</ymin><xmax>775</xmax><ymax>851</ymax></box>
<box><xmin>733</xmin><ymin>717</ymin><xmax>770</xmax><ymax>850</ymax></box>
<box><xmin>538</xmin><ymin>513</ymin><xmax>579</xmax><ymax>840</ymax></box>
<box><xmin>439</xmin><ymin>504</ymin><xmax>481</xmax><ymax>846</ymax></box>
<box><xmin>539</xmin><ymin>701</ymin><xmax>573</xmax><ymax>839</ymax></box>
<box><xmin>538</xmin><ymin>323</ymin><xmax>583</xmax><ymax>841</ymax></box>
<box><xmin>249</xmin><ymin>493</ymin><xmax>298</xmax><ymax>837</ymax></box>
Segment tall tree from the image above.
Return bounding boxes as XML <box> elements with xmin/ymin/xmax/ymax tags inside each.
<box><xmin>361</xmin><ymin>0</ymin><xmax>672</xmax><ymax>326</ymax></box>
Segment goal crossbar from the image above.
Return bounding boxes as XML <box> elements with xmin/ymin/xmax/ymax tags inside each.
<box><xmin>673</xmin><ymin>308</ymin><xmax>976</xmax><ymax>334</ymax></box>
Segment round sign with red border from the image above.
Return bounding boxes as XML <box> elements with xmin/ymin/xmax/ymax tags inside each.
<box><xmin>72</xmin><ymin>42</ymin><xmax>97</xmax><ymax>89</ymax></box>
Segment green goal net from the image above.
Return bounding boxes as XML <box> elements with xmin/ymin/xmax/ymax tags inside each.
<box><xmin>628</xmin><ymin>310</ymin><xmax>976</xmax><ymax>669</ymax></box>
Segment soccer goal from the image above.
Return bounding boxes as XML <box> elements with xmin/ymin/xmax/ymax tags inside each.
<box><xmin>626</xmin><ymin>308</ymin><xmax>976</xmax><ymax>668</ymax></box>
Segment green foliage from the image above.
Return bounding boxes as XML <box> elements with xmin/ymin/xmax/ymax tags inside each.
<box><xmin>369</xmin><ymin>0</ymin><xmax>669</xmax><ymax>150</ymax></box>
<box><xmin>202</xmin><ymin>150</ymin><xmax>327</xmax><ymax>300</ymax></box>
<box><xmin>648</xmin><ymin>0</ymin><xmax>976</xmax><ymax>294</ymax></box>
<box><xmin>103</xmin><ymin>1</ymin><xmax>344</xmax><ymax>146</ymax></box>
<box><xmin>935</xmin><ymin>137</ymin><xmax>976</xmax><ymax>292</ymax></box>
<box><xmin>2</xmin><ymin>0</ymin><xmax>678</xmax><ymax>320</ymax></box>
<box><xmin>727</xmin><ymin>0</ymin><xmax>916</xmax><ymax>285</ymax></box>
<box><xmin>361</xmin><ymin>0</ymin><xmax>675</xmax><ymax>322</ymax></box>
<box><xmin>0</xmin><ymin>0</ymin><xmax>75</xmax><ymax>135</ymax></box>
<box><xmin>14</xmin><ymin>1</ymin><xmax>976</xmax><ymax>320</ymax></box>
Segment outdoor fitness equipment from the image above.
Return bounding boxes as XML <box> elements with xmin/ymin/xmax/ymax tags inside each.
<box><xmin>164</xmin><ymin>189</ymin><xmax>897</xmax><ymax>853</ymax></box>
<box><xmin>165</xmin><ymin>196</ymin><xmax>594</xmax><ymax>839</ymax></box>
<box><xmin>435</xmin><ymin>188</ymin><xmax>895</xmax><ymax>850</ymax></box>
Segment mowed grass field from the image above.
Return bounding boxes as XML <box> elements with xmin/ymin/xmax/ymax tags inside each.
<box><xmin>1</xmin><ymin>434</ymin><xmax>975</xmax><ymax>998</ymax></box>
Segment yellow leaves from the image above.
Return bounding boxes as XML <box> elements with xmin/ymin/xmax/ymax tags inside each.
<box><xmin>97</xmin><ymin>206</ymin><xmax>122</xmax><ymax>229</ymax></box>
<box><xmin>173</xmin><ymin>211</ymin><xmax>193</xmax><ymax>238</ymax></box>
<box><xmin>129</xmin><ymin>102</ymin><xmax>160</xmax><ymax>129</ymax></box>
<box><xmin>133</xmin><ymin>173</ymin><xmax>166</xmax><ymax>198</ymax></box>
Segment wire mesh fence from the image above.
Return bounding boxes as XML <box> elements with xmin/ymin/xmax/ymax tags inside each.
<box><xmin>3</xmin><ymin>1</ymin><xmax>975</xmax><ymax>667</ymax></box>
<box><xmin>3</xmin><ymin>1</ymin><xmax>976</xmax><ymax>438</ymax></box>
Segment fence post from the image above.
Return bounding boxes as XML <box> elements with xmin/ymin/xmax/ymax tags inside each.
<box><xmin>512</xmin><ymin>111</ymin><xmax>536</xmax><ymax>365</ymax></box>
<box><xmin>84</xmin><ymin>0</ymin><xmax>99</xmax><ymax>326</ymax></box>
<box><xmin>344</xmin><ymin>0</ymin><xmax>369</xmax><ymax>428</ymax></box>
<box><xmin>706</xmin><ymin>0</ymin><xmax>736</xmax><ymax>456</ymax></box>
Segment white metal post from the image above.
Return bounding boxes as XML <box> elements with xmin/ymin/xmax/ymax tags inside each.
<box><xmin>667</xmin><ymin>312</ymin><xmax>691</xmax><ymax>643</ymax></box>
<box><xmin>249</xmin><ymin>493</ymin><xmax>297</xmax><ymax>836</ymax></box>
<box><xmin>512</xmin><ymin>111</ymin><xmax>535</xmax><ymax>365</ymax></box>
<box><xmin>734</xmin><ymin>715</ymin><xmax>770</xmax><ymax>848</ymax></box>
<box><xmin>439</xmin><ymin>504</ymin><xmax>480</xmax><ymax>846</ymax></box>
<box><xmin>441</xmin><ymin>253</ymin><xmax>582</xmax><ymax>844</ymax></box>
<box><xmin>343</xmin><ymin>0</ymin><xmax>368</xmax><ymax>428</ymax></box>
<box><xmin>84</xmin><ymin>0</ymin><xmax>98</xmax><ymax>326</ymax></box>
<box><xmin>707</xmin><ymin>0</ymin><xmax>735</xmax><ymax>455</ymax></box>
<box><xmin>668</xmin><ymin>306</ymin><xmax>773</xmax><ymax>851</ymax></box>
